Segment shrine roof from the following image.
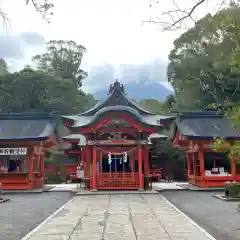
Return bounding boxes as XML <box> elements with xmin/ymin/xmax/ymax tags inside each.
<box><xmin>61</xmin><ymin>80</ymin><xmax>175</xmax><ymax>128</ymax></box>
<box><xmin>0</xmin><ymin>113</ymin><xmax>57</xmax><ymax>141</ymax></box>
<box><xmin>68</xmin><ymin>106</ymin><xmax>173</xmax><ymax>130</ymax></box>
<box><xmin>175</xmin><ymin>110</ymin><xmax>240</xmax><ymax>140</ymax></box>
<box><xmin>62</xmin><ymin>134</ymin><xmax>86</xmax><ymax>145</ymax></box>
<box><xmin>79</xmin><ymin>80</ymin><xmax>154</xmax><ymax>116</ymax></box>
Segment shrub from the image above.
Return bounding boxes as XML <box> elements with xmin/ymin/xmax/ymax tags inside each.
<box><xmin>224</xmin><ymin>182</ymin><xmax>240</xmax><ymax>198</ymax></box>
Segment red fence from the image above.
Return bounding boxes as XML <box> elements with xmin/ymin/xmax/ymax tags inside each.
<box><xmin>150</xmin><ymin>168</ymin><xmax>163</xmax><ymax>181</ymax></box>
<box><xmin>44</xmin><ymin>164</ymin><xmax>77</xmax><ymax>179</ymax></box>
<box><xmin>96</xmin><ymin>173</ymin><xmax>139</xmax><ymax>189</ymax></box>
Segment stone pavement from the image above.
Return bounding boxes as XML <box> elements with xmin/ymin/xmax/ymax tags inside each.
<box><xmin>24</xmin><ymin>194</ymin><xmax>215</xmax><ymax>240</ymax></box>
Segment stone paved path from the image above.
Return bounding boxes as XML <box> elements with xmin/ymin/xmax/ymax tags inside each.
<box><xmin>24</xmin><ymin>194</ymin><xmax>215</xmax><ymax>240</ymax></box>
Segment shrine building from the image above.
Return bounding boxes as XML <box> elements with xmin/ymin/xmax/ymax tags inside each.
<box><xmin>0</xmin><ymin>113</ymin><xmax>58</xmax><ymax>190</ymax></box>
<box><xmin>173</xmin><ymin>111</ymin><xmax>240</xmax><ymax>187</ymax></box>
<box><xmin>62</xmin><ymin>80</ymin><xmax>174</xmax><ymax>190</ymax></box>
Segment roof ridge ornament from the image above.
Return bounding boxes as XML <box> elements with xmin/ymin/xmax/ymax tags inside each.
<box><xmin>108</xmin><ymin>79</ymin><xmax>125</xmax><ymax>95</ymax></box>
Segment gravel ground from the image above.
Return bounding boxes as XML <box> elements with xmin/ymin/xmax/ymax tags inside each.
<box><xmin>161</xmin><ymin>191</ymin><xmax>240</xmax><ymax>240</ymax></box>
<box><xmin>0</xmin><ymin>192</ymin><xmax>73</xmax><ymax>240</ymax></box>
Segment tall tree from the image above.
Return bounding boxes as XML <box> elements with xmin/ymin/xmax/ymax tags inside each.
<box><xmin>0</xmin><ymin>68</ymin><xmax>91</xmax><ymax>114</ymax></box>
<box><xmin>168</xmin><ymin>6</ymin><xmax>240</xmax><ymax>109</ymax></box>
<box><xmin>32</xmin><ymin>40</ymin><xmax>87</xmax><ymax>89</ymax></box>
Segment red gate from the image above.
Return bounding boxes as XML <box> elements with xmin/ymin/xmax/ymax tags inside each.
<box><xmin>96</xmin><ymin>173</ymin><xmax>139</xmax><ymax>189</ymax></box>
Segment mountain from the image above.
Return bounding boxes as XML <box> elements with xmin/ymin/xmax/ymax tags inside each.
<box><xmin>93</xmin><ymin>81</ymin><xmax>173</xmax><ymax>101</ymax></box>
<box><xmin>84</xmin><ymin>59</ymin><xmax>172</xmax><ymax>100</ymax></box>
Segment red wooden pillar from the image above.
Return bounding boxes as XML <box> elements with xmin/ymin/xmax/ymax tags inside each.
<box><xmin>138</xmin><ymin>145</ymin><xmax>144</xmax><ymax>190</ymax></box>
<box><xmin>199</xmin><ymin>151</ymin><xmax>205</xmax><ymax>178</ymax></box>
<box><xmin>85</xmin><ymin>145</ymin><xmax>90</xmax><ymax>177</ymax></box>
<box><xmin>92</xmin><ymin>146</ymin><xmax>97</xmax><ymax>190</ymax></box>
<box><xmin>81</xmin><ymin>148</ymin><xmax>85</xmax><ymax>163</ymax></box>
<box><xmin>231</xmin><ymin>157</ymin><xmax>236</xmax><ymax>181</ymax></box>
<box><xmin>144</xmin><ymin>144</ymin><xmax>150</xmax><ymax>176</ymax></box>
<box><xmin>186</xmin><ymin>152</ymin><xmax>191</xmax><ymax>177</ymax></box>
<box><xmin>40</xmin><ymin>154</ymin><xmax>44</xmax><ymax>187</ymax></box>
<box><xmin>100</xmin><ymin>150</ymin><xmax>102</xmax><ymax>173</ymax></box>
<box><xmin>28</xmin><ymin>147</ymin><xmax>34</xmax><ymax>189</ymax></box>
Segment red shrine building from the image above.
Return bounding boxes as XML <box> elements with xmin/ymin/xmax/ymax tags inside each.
<box><xmin>173</xmin><ymin>111</ymin><xmax>240</xmax><ymax>187</ymax></box>
<box><xmin>0</xmin><ymin>113</ymin><xmax>58</xmax><ymax>190</ymax></box>
<box><xmin>62</xmin><ymin>80</ymin><xmax>174</xmax><ymax>190</ymax></box>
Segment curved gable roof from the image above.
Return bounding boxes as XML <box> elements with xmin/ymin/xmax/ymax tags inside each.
<box><xmin>79</xmin><ymin>80</ymin><xmax>154</xmax><ymax>116</ymax></box>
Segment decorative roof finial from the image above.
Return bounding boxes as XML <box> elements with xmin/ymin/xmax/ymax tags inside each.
<box><xmin>108</xmin><ymin>79</ymin><xmax>125</xmax><ymax>94</ymax></box>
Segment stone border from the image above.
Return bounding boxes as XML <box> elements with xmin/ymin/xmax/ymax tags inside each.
<box><xmin>160</xmin><ymin>195</ymin><xmax>217</xmax><ymax>240</ymax></box>
<box><xmin>74</xmin><ymin>190</ymin><xmax>160</xmax><ymax>195</ymax></box>
<box><xmin>177</xmin><ymin>184</ymin><xmax>224</xmax><ymax>191</ymax></box>
<box><xmin>0</xmin><ymin>186</ymin><xmax>54</xmax><ymax>194</ymax></box>
<box><xmin>212</xmin><ymin>194</ymin><xmax>240</xmax><ymax>202</ymax></box>
<box><xmin>0</xmin><ymin>198</ymin><xmax>10</xmax><ymax>203</ymax></box>
<box><xmin>21</xmin><ymin>196</ymin><xmax>76</xmax><ymax>240</ymax></box>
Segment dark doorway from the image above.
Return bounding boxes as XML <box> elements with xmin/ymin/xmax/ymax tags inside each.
<box><xmin>8</xmin><ymin>160</ymin><xmax>20</xmax><ymax>172</ymax></box>
<box><xmin>101</xmin><ymin>154</ymin><xmax>130</xmax><ymax>172</ymax></box>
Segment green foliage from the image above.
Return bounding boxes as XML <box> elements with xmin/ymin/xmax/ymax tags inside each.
<box><xmin>137</xmin><ymin>99</ymin><xmax>164</xmax><ymax>114</ymax></box>
<box><xmin>153</xmin><ymin>139</ymin><xmax>186</xmax><ymax>161</ymax></box>
<box><xmin>224</xmin><ymin>181</ymin><xmax>240</xmax><ymax>197</ymax></box>
<box><xmin>137</xmin><ymin>98</ymin><xmax>175</xmax><ymax>115</ymax></box>
<box><xmin>44</xmin><ymin>165</ymin><xmax>68</xmax><ymax>184</ymax></box>
<box><xmin>0</xmin><ymin>58</ymin><xmax>8</xmax><ymax>76</ymax></box>
<box><xmin>168</xmin><ymin>6</ymin><xmax>240</xmax><ymax>110</ymax></box>
<box><xmin>32</xmin><ymin>40</ymin><xmax>87</xmax><ymax>89</ymax></box>
<box><xmin>0</xmin><ymin>68</ymin><xmax>91</xmax><ymax>114</ymax></box>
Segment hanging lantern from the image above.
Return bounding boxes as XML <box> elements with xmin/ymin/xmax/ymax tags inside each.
<box><xmin>108</xmin><ymin>152</ymin><xmax>112</xmax><ymax>164</ymax></box>
<box><xmin>123</xmin><ymin>152</ymin><xmax>127</xmax><ymax>163</ymax></box>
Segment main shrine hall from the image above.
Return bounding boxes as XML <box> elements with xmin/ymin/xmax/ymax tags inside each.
<box><xmin>62</xmin><ymin>80</ymin><xmax>174</xmax><ymax>191</ymax></box>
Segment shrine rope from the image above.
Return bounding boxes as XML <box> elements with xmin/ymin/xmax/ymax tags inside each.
<box><xmin>95</xmin><ymin>146</ymin><xmax>138</xmax><ymax>155</ymax></box>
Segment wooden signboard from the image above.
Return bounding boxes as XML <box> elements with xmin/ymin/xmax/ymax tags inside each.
<box><xmin>0</xmin><ymin>147</ymin><xmax>27</xmax><ymax>155</ymax></box>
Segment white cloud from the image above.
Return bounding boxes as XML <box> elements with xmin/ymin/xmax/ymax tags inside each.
<box><xmin>1</xmin><ymin>0</ymin><xmax>183</xmax><ymax>67</ymax></box>
<box><xmin>0</xmin><ymin>0</ymin><xmax>219</xmax><ymax>89</ymax></box>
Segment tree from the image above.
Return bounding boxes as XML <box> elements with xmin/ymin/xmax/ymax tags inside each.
<box><xmin>146</xmin><ymin>0</ymin><xmax>240</xmax><ymax>30</ymax></box>
<box><xmin>167</xmin><ymin>5</ymin><xmax>240</xmax><ymax>165</ymax></box>
<box><xmin>0</xmin><ymin>0</ymin><xmax>54</xmax><ymax>28</ymax></box>
<box><xmin>0</xmin><ymin>58</ymin><xmax>8</xmax><ymax>76</ymax></box>
<box><xmin>25</xmin><ymin>0</ymin><xmax>54</xmax><ymax>21</ymax></box>
<box><xmin>167</xmin><ymin>6</ymin><xmax>240</xmax><ymax>110</ymax></box>
<box><xmin>32</xmin><ymin>40</ymin><xmax>87</xmax><ymax>89</ymax></box>
<box><xmin>0</xmin><ymin>68</ymin><xmax>92</xmax><ymax>114</ymax></box>
<box><xmin>137</xmin><ymin>99</ymin><xmax>164</xmax><ymax>114</ymax></box>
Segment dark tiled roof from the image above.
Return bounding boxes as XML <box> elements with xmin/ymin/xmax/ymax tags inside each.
<box><xmin>79</xmin><ymin>80</ymin><xmax>154</xmax><ymax>116</ymax></box>
<box><xmin>175</xmin><ymin>111</ymin><xmax>240</xmax><ymax>140</ymax></box>
<box><xmin>0</xmin><ymin>113</ymin><xmax>56</xmax><ymax>141</ymax></box>
<box><xmin>62</xmin><ymin>134</ymin><xmax>86</xmax><ymax>145</ymax></box>
<box><xmin>68</xmin><ymin>106</ymin><xmax>172</xmax><ymax>130</ymax></box>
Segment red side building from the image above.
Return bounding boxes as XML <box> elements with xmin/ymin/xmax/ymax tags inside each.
<box><xmin>62</xmin><ymin>80</ymin><xmax>174</xmax><ymax>190</ymax></box>
<box><xmin>173</xmin><ymin>111</ymin><xmax>240</xmax><ymax>187</ymax></box>
<box><xmin>0</xmin><ymin>113</ymin><xmax>58</xmax><ymax>190</ymax></box>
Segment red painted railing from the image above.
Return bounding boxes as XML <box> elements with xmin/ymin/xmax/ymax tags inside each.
<box><xmin>150</xmin><ymin>168</ymin><xmax>163</xmax><ymax>181</ymax></box>
<box><xmin>96</xmin><ymin>173</ymin><xmax>139</xmax><ymax>189</ymax></box>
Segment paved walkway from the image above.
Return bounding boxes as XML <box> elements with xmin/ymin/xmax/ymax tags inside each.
<box><xmin>23</xmin><ymin>194</ymin><xmax>215</xmax><ymax>240</ymax></box>
<box><xmin>152</xmin><ymin>181</ymin><xmax>185</xmax><ymax>190</ymax></box>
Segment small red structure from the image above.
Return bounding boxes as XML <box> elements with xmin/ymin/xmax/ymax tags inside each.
<box><xmin>0</xmin><ymin>113</ymin><xmax>58</xmax><ymax>190</ymax></box>
<box><xmin>172</xmin><ymin>111</ymin><xmax>240</xmax><ymax>187</ymax></box>
<box><xmin>62</xmin><ymin>80</ymin><xmax>174</xmax><ymax>190</ymax></box>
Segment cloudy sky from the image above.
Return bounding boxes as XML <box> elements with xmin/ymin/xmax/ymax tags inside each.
<box><xmin>0</xmin><ymin>0</ymin><xmax>221</xmax><ymax>91</ymax></box>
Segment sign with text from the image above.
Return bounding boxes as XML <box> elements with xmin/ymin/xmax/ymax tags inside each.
<box><xmin>0</xmin><ymin>148</ymin><xmax>27</xmax><ymax>155</ymax></box>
